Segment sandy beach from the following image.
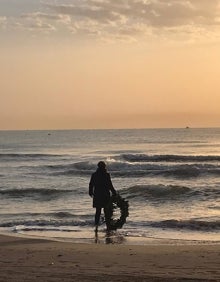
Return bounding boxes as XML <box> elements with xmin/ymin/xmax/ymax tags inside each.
<box><xmin>0</xmin><ymin>234</ymin><xmax>219</xmax><ymax>282</ymax></box>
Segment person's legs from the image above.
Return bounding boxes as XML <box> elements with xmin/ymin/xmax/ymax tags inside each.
<box><xmin>104</xmin><ymin>206</ymin><xmax>111</xmax><ymax>230</ymax></box>
<box><xmin>95</xmin><ymin>207</ymin><xmax>102</xmax><ymax>226</ymax></box>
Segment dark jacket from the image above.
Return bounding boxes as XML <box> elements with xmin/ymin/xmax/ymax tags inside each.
<box><xmin>89</xmin><ymin>168</ymin><xmax>116</xmax><ymax>208</ymax></box>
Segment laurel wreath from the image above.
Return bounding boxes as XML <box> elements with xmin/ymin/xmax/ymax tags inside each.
<box><xmin>105</xmin><ymin>194</ymin><xmax>129</xmax><ymax>230</ymax></box>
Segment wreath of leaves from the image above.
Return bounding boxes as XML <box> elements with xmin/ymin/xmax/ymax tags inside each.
<box><xmin>105</xmin><ymin>194</ymin><xmax>129</xmax><ymax>231</ymax></box>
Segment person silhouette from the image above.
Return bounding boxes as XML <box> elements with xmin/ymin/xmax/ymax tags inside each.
<box><xmin>89</xmin><ymin>161</ymin><xmax>116</xmax><ymax>231</ymax></box>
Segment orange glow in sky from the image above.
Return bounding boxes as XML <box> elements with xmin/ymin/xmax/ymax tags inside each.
<box><xmin>1</xmin><ymin>1</ymin><xmax>220</xmax><ymax>129</ymax></box>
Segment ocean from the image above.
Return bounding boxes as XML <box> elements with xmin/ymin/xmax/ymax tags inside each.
<box><xmin>0</xmin><ymin>128</ymin><xmax>219</xmax><ymax>244</ymax></box>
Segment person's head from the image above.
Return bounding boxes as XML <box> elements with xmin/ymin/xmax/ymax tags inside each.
<box><xmin>97</xmin><ymin>161</ymin><xmax>107</xmax><ymax>171</ymax></box>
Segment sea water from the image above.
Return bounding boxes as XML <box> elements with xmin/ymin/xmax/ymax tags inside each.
<box><xmin>0</xmin><ymin>128</ymin><xmax>219</xmax><ymax>244</ymax></box>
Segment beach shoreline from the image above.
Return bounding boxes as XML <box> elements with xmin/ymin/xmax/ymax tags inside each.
<box><xmin>0</xmin><ymin>233</ymin><xmax>219</xmax><ymax>282</ymax></box>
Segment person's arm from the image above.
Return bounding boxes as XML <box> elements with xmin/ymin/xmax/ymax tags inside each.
<box><xmin>107</xmin><ymin>173</ymin><xmax>116</xmax><ymax>195</ymax></box>
<box><xmin>89</xmin><ymin>174</ymin><xmax>94</xmax><ymax>197</ymax></box>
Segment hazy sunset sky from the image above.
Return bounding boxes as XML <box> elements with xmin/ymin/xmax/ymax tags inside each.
<box><xmin>1</xmin><ymin>0</ymin><xmax>220</xmax><ymax>130</ymax></box>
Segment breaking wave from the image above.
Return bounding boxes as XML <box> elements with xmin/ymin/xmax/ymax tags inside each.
<box><xmin>0</xmin><ymin>211</ymin><xmax>76</xmax><ymax>219</ymax></box>
<box><xmin>0</xmin><ymin>153</ymin><xmax>62</xmax><ymax>161</ymax></box>
<box><xmin>0</xmin><ymin>218</ymin><xmax>91</xmax><ymax>229</ymax></box>
<box><xmin>151</xmin><ymin>219</ymin><xmax>220</xmax><ymax>231</ymax></box>
<box><xmin>46</xmin><ymin>160</ymin><xmax>220</xmax><ymax>179</ymax></box>
<box><xmin>3</xmin><ymin>153</ymin><xmax>220</xmax><ymax>180</ymax></box>
<box><xmin>123</xmin><ymin>184</ymin><xmax>192</xmax><ymax>199</ymax></box>
<box><xmin>2</xmin><ymin>152</ymin><xmax>220</xmax><ymax>163</ymax></box>
<box><xmin>0</xmin><ymin>188</ymin><xmax>74</xmax><ymax>199</ymax></box>
<box><xmin>123</xmin><ymin>184</ymin><xmax>219</xmax><ymax>201</ymax></box>
<box><xmin>121</xmin><ymin>153</ymin><xmax>220</xmax><ymax>163</ymax></box>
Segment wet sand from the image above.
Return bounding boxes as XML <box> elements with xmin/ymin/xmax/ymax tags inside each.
<box><xmin>0</xmin><ymin>234</ymin><xmax>219</xmax><ymax>281</ymax></box>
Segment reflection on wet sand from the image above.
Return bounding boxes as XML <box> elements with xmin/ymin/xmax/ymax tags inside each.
<box><xmin>94</xmin><ymin>229</ymin><xmax>126</xmax><ymax>244</ymax></box>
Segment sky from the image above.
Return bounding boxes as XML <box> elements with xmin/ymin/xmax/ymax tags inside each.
<box><xmin>1</xmin><ymin>0</ymin><xmax>220</xmax><ymax>130</ymax></box>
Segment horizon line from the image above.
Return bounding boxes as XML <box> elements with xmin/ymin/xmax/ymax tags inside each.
<box><xmin>1</xmin><ymin>126</ymin><xmax>220</xmax><ymax>132</ymax></box>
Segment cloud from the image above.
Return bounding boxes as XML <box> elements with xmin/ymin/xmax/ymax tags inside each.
<box><xmin>0</xmin><ymin>16</ymin><xmax>7</xmax><ymax>28</ymax></box>
<box><xmin>22</xmin><ymin>12</ymin><xmax>63</xmax><ymax>21</ymax></box>
<box><xmin>40</xmin><ymin>0</ymin><xmax>220</xmax><ymax>42</ymax></box>
<box><xmin>13</xmin><ymin>16</ymin><xmax>56</xmax><ymax>32</ymax></box>
<box><xmin>46</xmin><ymin>3</ymin><xmax>120</xmax><ymax>23</ymax></box>
<box><xmin>45</xmin><ymin>0</ymin><xmax>220</xmax><ymax>27</ymax></box>
<box><xmin>27</xmin><ymin>19</ymin><xmax>56</xmax><ymax>32</ymax></box>
<box><xmin>2</xmin><ymin>1</ymin><xmax>220</xmax><ymax>42</ymax></box>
